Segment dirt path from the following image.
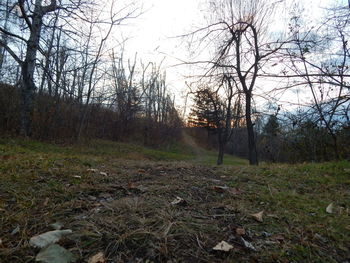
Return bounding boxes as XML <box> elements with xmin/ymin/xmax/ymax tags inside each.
<box><xmin>181</xmin><ymin>130</ymin><xmax>207</xmax><ymax>162</ymax></box>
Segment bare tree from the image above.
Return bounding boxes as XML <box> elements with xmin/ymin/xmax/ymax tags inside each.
<box><xmin>0</xmin><ymin>0</ymin><xmax>60</xmax><ymax>136</ymax></box>
<box><xmin>284</xmin><ymin>2</ymin><xmax>350</xmax><ymax>159</ymax></box>
<box><xmin>0</xmin><ymin>0</ymin><xmax>12</xmax><ymax>78</ymax></box>
<box><xmin>189</xmin><ymin>77</ymin><xmax>242</xmax><ymax>165</ymax></box>
<box><xmin>188</xmin><ymin>0</ymin><xmax>285</xmax><ymax>165</ymax></box>
<box><xmin>0</xmin><ymin>0</ymin><xmax>140</xmax><ymax>137</ymax></box>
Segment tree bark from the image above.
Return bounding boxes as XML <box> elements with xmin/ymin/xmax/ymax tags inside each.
<box><xmin>20</xmin><ymin>1</ymin><xmax>45</xmax><ymax>136</ymax></box>
<box><xmin>331</xmin><ymin>133</ymin><xmax>340</xmax><ymax>160</ymax></box>
<box><xmin>245</xmin><ymin>92</ymin><xmax>258</xmax><ymax>165</ymax></box>
<box><xmin>217</xmin><ymin>135</ymin><xmax>224</xmax><ymax>165</ymax></box>
<box><xmin>19</xmin><ymin>0</ymin><xmax>58</xmax><ymax>136</ymax></box>
<box><xmin>0</xmin><ymin>0</ymin><xmax>11</xmax><ymax>78</ymax></box>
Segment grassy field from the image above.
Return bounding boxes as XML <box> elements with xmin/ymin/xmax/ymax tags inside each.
<box><xmin>0</xmin><ymin>138</ymin><xmax>349</xmax><ymax>262</ymax></box>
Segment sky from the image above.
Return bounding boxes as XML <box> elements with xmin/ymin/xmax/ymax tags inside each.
<box><xmin>118</xmin><ymin>0</ymin><xmax>204</xmax><ymax>110</ymax></box>
<box><xmin>115</xmin><ymin>0</ymin><xmax>343</xmax><ymax>113</ymax></box>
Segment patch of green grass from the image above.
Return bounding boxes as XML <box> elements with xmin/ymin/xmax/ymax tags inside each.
<box><xmin>0</xmin><ymin>137</ymin><xmax>248</xmax><ymax>164</ymax></box>
<box><xmin>1</xmin><ymin>137</ymin><xmax>349</xmax><ymax>262</ymax></box>
<box><xmin>224</xmin><ymin>162</ymin><xmax>350</xmax><ymax>262</ymax></box>
<box><xmin>197</xmin><ymin>150</ymin><xmax>248</xmax><ymax>166</ymax></box>
<box><xmin>0</xmin><ymin>139</ymin><xmax>248</xmax><ymax>166</ymax></box>
<box><xmin>0</xmin><ymin>138</ymin><xmax>196</xmax><ymax>162</ymax></box>
<box><xmin>142</xmin><ymin>148</ymin><xmax>194</xmax><ymax>161</ymax></box>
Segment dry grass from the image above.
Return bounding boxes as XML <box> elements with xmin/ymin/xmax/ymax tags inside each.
<box><xmin>0</xmin><ymin>139</ymin><xmax>349</xmax><ymax>262</ymax></box>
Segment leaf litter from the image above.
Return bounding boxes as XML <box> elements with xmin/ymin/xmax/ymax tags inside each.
<box><xmin>213</xmin><ymin>241</ymin><xmax>233</xmax><ymax>252</ymax></box>
<box><xmin>326</xmin><ymin>203</ymin><xmax>334</xmax><ymax>214</ymax></box>
<box><xmin>1</xmin><ymin>154</ymin><xmax>349</xmax><ymax>262</ymax></box>
<box><xmin>88</xmin><ymin>252</ymin><xmax>106</xmax><ymax>263</ymax></box>
<box><xmin>251</xmin><ymin>211</ymin><xmax>264</xmax><ymax>222</ymax></box>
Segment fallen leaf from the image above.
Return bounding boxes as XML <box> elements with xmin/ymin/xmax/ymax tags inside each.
<box><xmin>271</xmin><ymin>234</ymin><xmax>285</xmax><ymax>242</ymax></box>
<box><xmin>43</xmin><ymin>198</ymin><xmax>50</xmax><ymax>206</ymax></box>
<box><xmin>213</xmin><ymin>241</ymin><xmax>233</xmax><ymax>252</ymax></box>
<box><xmin>236</xmin><ymin>227</ymin><xmax>246</xmax><ymax>236</ymax></box>
<box><xmin>240</xmin><ymin>237</ymin><xmax>256</xmax><ymax>251</ymax></box>
<box><xmin>127</xmin><ymin>182</ymin><xmax>147</xmax><ymax>193</ymax></box>
<box><xmin>171</xmin><ymin>196</ymin><xmax>187</xmax><ymax>206</ymax></box>
<box><xmin>326</xmin><ymin>203</ymin><xmax>334</xmax><ymax>214</ymax></box>
<box><xmin>72</xmin><ymin>175</ymin><xmax>81</xmax><ymax>179</ymax></box>
<box><xmin>128</xmin><ymin>182</ymin><xmax>137</xmax><ymax>189</ymax></box>
<box><xmin>228</xmin><ymin>188</ymin><xmax>243</xmax><ymax>195</ymax></box>
<box><xmin>30</xmin><ymin>230</ymin><xmax>72</xmax><ymax>248</ymax></box>
<box><xmin>138</xmin><ymin>169</ymin><xmax>146</xmax><ymax>174</ymax></box>
<box><xmin>36</xmin><ymin>244</ymin><xmax>76</xmax><ymax>263</ymax></box>
<box><xmin>213</xmin><ymin>186</ymin><xmax>229</xmax><ymax>193</ymax></box>
<box><xmin>88</xmin><ymin>252</ymin><xmax>106</xmax><ymax>263</ymax></box>
<box><xmin>99</xmin><ymin>172</ymin><xmax>108</xmax><ymax>176</ymax></box>
<box><xmin>251</xmin><ymin>211</ymin><xmax>264</xmax><ymax>222</ymax></box>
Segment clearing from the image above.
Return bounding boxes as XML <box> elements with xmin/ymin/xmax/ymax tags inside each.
<box><xmin>0</xmin><ymin>137</ymin><xmax>349</xmax><ymax>262</ymax></box>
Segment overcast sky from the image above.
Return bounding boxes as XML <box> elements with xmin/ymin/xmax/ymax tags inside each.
<box><xmin>118</xmin><ymin>0</ymin><xmax>203</xmax><ymax>107</ymax></box>
<box><xmin>116</xmin><ymin>0</ymin><xmax>343</xmax><ymax>111</ymax></box>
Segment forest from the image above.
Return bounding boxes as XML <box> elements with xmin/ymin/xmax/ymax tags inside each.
<box><xmin>0</xmin><ymin>0</ymin><xmax>349</xmax><ymax>262</ymax></box>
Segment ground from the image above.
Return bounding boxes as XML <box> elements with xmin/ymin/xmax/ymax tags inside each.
<box><xmin>0</xmin><ymin>137</ymin><xmax>349</xmax><ymax>262</ymax></box>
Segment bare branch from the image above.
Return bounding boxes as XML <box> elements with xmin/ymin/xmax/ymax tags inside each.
<box><xmin>0</xmin><ymin>26</ymin><xmax>27</xmax><ymax>43</ymax></box>
<box><xmin>18</xmin><ymin>0</ymin><xmax>32</xmax><ymax>31</ymax></box>
<box><xmin>0</xmin><ymin>40</ymin><xmax>23</xmax><ymax>65</ymax></box>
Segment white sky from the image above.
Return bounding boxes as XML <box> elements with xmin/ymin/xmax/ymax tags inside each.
<box><xmin>116</xmin><ymin>0</ymin><xmax>344</xmax><ymax>112</ymax></box>
<box><xmin>119</xmin><ymin>0</ymin><xmax>203</xmax><ymax>109</ymax></box>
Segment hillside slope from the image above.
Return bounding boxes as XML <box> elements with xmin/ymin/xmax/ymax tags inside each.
<box><xmin>0</xmin><ymin>139</ymin><xmax>349</xmax><ymax>262</ymax></box>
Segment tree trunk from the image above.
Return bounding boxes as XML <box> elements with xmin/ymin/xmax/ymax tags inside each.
<box><xmin>217</xmin><ymin>141</ymin><xmax>224</xmax><ymax>165</ymax></box>
<box><xmin>20</xmin><ymin>62</ymin><xmax>36</xmax><ymax>136</ymax></box>
<box><xmin>331</xmin><ymin>134</ymin><xmax>340</xmax><ymax>160</ymax></box>
<box><xmin>217</xmin><ymin>130</ymin><xmax>224</xmax><ymax>165</ymax></box>
<box><xmin>245</xmin><ymin>93</ymin><xmax>258</xmax><ymax>165</ymax></box>
<box><xmin>39</xmin><ymin>15</ymin><xmax>57</xmax><ymax>95</ymax></box>
<box><xmin>0</xmin><ymin>0</ymin><xmax>11</xmax><ymax>78</ymax></box>
<box><xmin>20</xmin><ymin>4</ymin><xmax>44</xmax><ymax>136</ymax></box>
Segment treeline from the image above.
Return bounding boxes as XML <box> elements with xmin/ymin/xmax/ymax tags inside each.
<box><xmin>0</xmin><ymin>0</ymin><xmax>182</xmax><ymax>144</ymax></box>
<box><xmin>253</xmin><ymin>110</ymin><xmax>349</xmax><ymax>163</ymax></box>
<box><xmin>0</xmin><ymin>71</ymin><xmax>181</xmax><ymax>145</ymax></box>
<box><xmin>188</xmin><ymin>84</ymin><xmax>349</xmax><ymax>164</ymax></box>
<box><xmin>186</xmin><ymin>0</ymin><xmax>350</xmax><ymax>164</ymax></box>
<box><xmin>188</xmin><ymin>111</ymin><xmax>350</xmax><ymax>163</ymax></box>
